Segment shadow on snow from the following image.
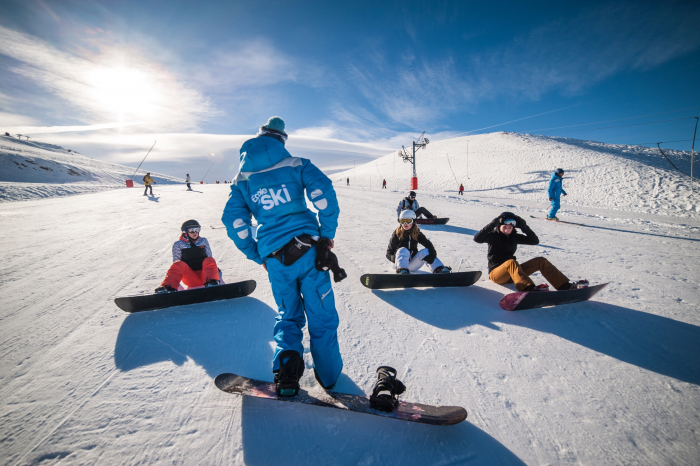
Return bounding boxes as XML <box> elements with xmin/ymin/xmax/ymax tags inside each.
<box><xmin>372</xmin><ymin>285</ymin><xmax>700</xmax><ymax>386</ymax></box>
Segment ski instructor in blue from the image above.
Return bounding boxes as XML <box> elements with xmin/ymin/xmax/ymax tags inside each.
<box><xmin>547</xmin><ymin>168</ymin><xmax>567</xmax><ymax>221</ymax></box>
<box><xmin>222</xmin><ymin>116</ymin><xmax>342</xmax><ymax>397</ymax></box>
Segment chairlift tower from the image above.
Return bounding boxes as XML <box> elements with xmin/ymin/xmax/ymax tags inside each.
<box><xmin>399</xmin><ymin>132</ymin><xmax>429</xmax><ymax>189</ymax></box>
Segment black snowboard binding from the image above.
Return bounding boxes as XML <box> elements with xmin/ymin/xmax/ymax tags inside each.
<box><xmin>369</xmin><ymin>366</ymin><xmax>406</xmax><ymax>412</ymax></box>
<box><xmin>274</xmin><ymin>350</ymin><xmax>305</xmax><ymax>397</ymax></box>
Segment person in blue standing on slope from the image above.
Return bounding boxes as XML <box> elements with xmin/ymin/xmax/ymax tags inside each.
<box><xmin>547</xmin><ymin>168</ymin><xmax>567</xmax><ymax>221</ymax></box>
<box><xmin>222</xmin><ymin>116</ymin><xmax>342</xmax><ymax>397</ymax></box>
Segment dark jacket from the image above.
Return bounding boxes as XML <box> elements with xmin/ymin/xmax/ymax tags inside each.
<box><xmin>386</xmin><ymin>228</ymin><xmax>437</xmax><ymax>264</ymax></box>
<box><xmin>473</xmin><ymin>219</ymin><xmax>539</xmax><ymax>271</ymax></box>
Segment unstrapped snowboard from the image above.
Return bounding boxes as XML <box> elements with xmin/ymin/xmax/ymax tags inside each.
<box><xmin>499</xmin><ymin>283</ymin><xmax>608</xmax><ymax>311</ymax></box>
<box><xmin>415</xmin><ymin>217</ymin><xmax>449</xmax><ymax>225</ymax></box>
<box><xmin>115</xmin><ymin>280</ymin><xmax>256</xmax><ymax>313</ymax></box>
<box><xmin>361</xmin><ymin>271</ymin><xmax>482</xmax><ymax>290</ymax></box>
<box><xmin>214</xmin><ymin>373</ymin><xmax>467</xmax><ymax>426</ymax></box>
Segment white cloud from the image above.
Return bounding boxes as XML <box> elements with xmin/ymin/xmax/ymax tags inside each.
<box><xmin>0</xmin><ymin>111</ymin><xmax>39</xmax><ymax>127</ymax></box>
<box><xmin>0</xmin><ymin>25</ymin><xmax>218</xmax><ymax>131</ymax></box>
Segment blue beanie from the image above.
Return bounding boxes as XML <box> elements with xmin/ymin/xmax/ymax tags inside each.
<box><xmin>263</xmin><ymin>116</ymin><xmax>286</xmax><ymax>136</ymax></box>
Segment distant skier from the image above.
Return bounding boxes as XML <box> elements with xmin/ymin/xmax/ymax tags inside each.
<box><xmin>547</xmin><ymin>168</ymin><xmax>567</xmax><ymax>221</ymax></box>
<box><xmin>143</xmin><ymin>172</ymin><xmax>155</xmax><ymax>196</ymax></box>
<box><xmin>458</xmin><ymin>184</ymin><xmax>464</xmax><ymax>195</ymax></box>
<box><xmin>382</xmin><ymin>179</ymin><xmax>387</xmax><ymax>189</ymax></box>
<box><xmin>396</xmin><ymin>191</ymin><xmax>436</xmax><ymax>219</ymax></box>
<box><xmin>346</xmin><ymin>177</ymin><xmax>349</xmax><ymax>186</ymax></box>
<box><xmin>386</xmin><ymin>210</ymin><xmax>451</xmax><ymax>274</ymax></box>
<box><xmin>155</xmin><ymin>220</ymin><xmax>221</xmax><ymax>293</ymax></box>
<box><xmin>473</xmin><ymin>212</ymin><xmax>587</xmax><ymax>292</ymax></box>
<box><xmin>186</xmin><ymin>173</ymin><xmax>192</xmax><ymax>191</ymax></box>
<box><xmin>222</xmin><ymin>116</ymin><xmax>342</xmax><ymax>397</ymax></box>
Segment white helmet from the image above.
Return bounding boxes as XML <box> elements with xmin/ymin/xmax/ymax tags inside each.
<box><xmin>398</xmin><ymin>210</ymin><xmax>416</xmax><ymax>222</ymax></box>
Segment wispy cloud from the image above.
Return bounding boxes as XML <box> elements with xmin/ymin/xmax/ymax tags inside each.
<box><xmin>0</xmin><ymin>24</ymin><xmax>218</xmax><ymax>131</ymax></box>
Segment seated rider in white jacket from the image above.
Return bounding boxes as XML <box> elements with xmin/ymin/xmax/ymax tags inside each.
<box><xmin>386</xmin><ymin>210</ymin><xmax>451</xmax><ymax>274</ymax></box>
<box><xmin>396</xmin><ymin>190</ymin><xmax>436</xmax><ymax>219</ymax></box>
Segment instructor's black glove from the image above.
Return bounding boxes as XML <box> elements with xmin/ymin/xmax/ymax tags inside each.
<box><xmin>315</xmin><ymin>238</ymin><xmax>347</xmax><ymax>282</ymax></box>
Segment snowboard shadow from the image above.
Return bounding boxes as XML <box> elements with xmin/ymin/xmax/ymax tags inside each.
<box><xmin>240</xmin><ymin>397</ymin><xmax>526</xmax><ymax>465</ymax></box>
<box><xmin>579</xmin><ymin>224</ymin><xmax>700</xmax><ymax>243</ymax></box>
<box><xmin>420</xmin><ymin>224</ymin><xmax>479</xmax><ymax>236</ymax></box>
<box><xmin>372</xmin><ymin>285</ymin><xmax>700</xmax><ymax>386</ymax></box>
<box><xmin>114</xmin><ymin>296</ymin><xmax>278</xmax><ymax>382</ymax></box>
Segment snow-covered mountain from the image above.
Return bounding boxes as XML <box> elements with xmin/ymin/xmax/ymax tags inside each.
<box><xmin>335</xmin><ymin>132</ymin><xmax>698</xmax><ymax>219</ymax></box>
<box><xmin>0</xmin><ymin>135</ymin><xmax>184</xmax><ymax>202</ymax></box>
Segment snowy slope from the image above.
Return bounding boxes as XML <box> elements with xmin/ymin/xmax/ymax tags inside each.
<box><xmin>0</xmin><ymin>136</ymin><xmax>184</xmax><ymax>202</ymax></box>
<box><xmin>1</xmin><ymin>183</ymin><xmax>698</xmax><ymax>465</ymax></box>
<box><xmin>335</xmin><ymin>132</ymin><xmax>699</xmax><ymax>219</ymax></box>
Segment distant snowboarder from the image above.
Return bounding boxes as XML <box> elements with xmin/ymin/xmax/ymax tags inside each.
<box><xmin>386</xmin><ymin>210</ymin><xmax>451</xmax><ymax>274</ymax></box>
<box><xmin>186</xmin><ymin>173</ymin><xmax>192</xmax><ymax>191</ymax></box>
<box><xmin>346</xmin><ymin>177</ymin><xmax>349</xmax><ymax>186</ymax></box>
<box><xmin>222</xmin><ymin>116</ymin><xmax>343</xmax><ymax>397</ymax></box>
<box><xmin>547</xmin><ymin>168</ymin><xmax>567</xmax><ymax>220</ymax></box>
<box><xmin>143</xmin><ymin>173</ymin><xmax>155</xmax><ymax>196</ymax></box>
<box><xmin>382</xmin><ymin>179</ymin><xmax>387</xmax><ymax>189</ymax></box>
<box><xmin>155</xmin><ymin>220</ymin><xmax>221</xmax><ymax>293</ymax></box>
<box><xmin>396</xmin><ymin>191</ymin><xmax>436</xmax><ymax>219</ymax></box>
<box><xmin>473</xmin><ymin>212</ymin><xmax>587</xmax><ymax>292</ymax></box>
<box><xmin>458</xmin><ymin>184</ymin><xmax>464</xmax><ymax>195</ymax></box>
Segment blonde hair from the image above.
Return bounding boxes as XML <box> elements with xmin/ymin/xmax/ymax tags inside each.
<box><xmin>395</xmin><ymin>223</ymin><xmax>421</xmax><ymax>241</ymax></box>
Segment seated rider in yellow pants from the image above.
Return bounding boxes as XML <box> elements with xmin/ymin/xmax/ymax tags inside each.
<box><xmin>473</xmin><ymin>212</ymin><xmax>587</xmax><ymax>292</ymax></box>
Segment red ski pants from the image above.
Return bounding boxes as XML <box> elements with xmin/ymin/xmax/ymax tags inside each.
<box><xmin>488</xmin><ymin>257</ymin><xmax>568</xmax><ymax>291</ymax></box>
<box><xmin>160</xmin><ymin>258</ymin><xmax>220</xmax><ymax>289</ymax></box>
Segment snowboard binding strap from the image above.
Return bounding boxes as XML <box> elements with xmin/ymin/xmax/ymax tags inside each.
<box><xmin>275</xmin><ymin>350</ymin><xmax>305</xmax><ymax>397</ymax></box>
<box><xmin>369</xmin><ymin>366</ymin><xmax>406</xmax><ymax>412</ymax></box>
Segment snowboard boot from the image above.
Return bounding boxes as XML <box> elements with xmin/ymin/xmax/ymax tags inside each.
<box><xmin>523</xmin><ymin>284</ymin><xmax>550</xmax><ymax>292</ymax></box>
<box><xmin>154</xmin><ymin>285</ymin><xmax>177</xmax><ymax>294</ymax></box>
<box><xmin>433</xmin><ymin>215</ymin><xmax>438</xmax><ymax>219</ymax></box>
<box><xmin>571</xmin><ymin>279</ymin><xmax>589</xmax><ymax>289</ymax></box>
<box><xmin>433</xmin><ymin>265</ymin><xmax>452</xmax><ymax>274</ymax></box>
<box><xmin>205</xmin><ymin>279</ymin><xmax>220</xmax><ymax>287</ymax></box>
<box><xmin>395</xmin><ymin>268</ymin><xmax>410</xmax><ymax>275</ymax></box>
<box><xmin>370</xmin><ymin>366</ymin><xmax>406</xmax><ymax>412</ymax></box>
<box><xmin>313</xmin><ymin>367</ymin><xmax>336</xmax><ymax>391</ymax></box>
<box><xmin>274</xmin><ymin>350</ymin><xmax>305</xmax><ymax>397</ymax></box>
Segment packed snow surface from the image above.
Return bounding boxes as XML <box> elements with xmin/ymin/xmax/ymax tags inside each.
<box><xmin>1</xmin><ymin>178</ymin><xmax>699</xmax><ymax>465</ymax></box>
<box><xmin>0</xmin><ymin>136</ymin><xmax>183</xmax><ymax>202</ymax></box>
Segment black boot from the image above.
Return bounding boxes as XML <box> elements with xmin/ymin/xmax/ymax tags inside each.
<box><xmin>369</xmin><ymin>366</ymin><xmax>406</xmax><ymax>412</ymax></box>
<box><xmin>274</xmin><ymin>350</ymin><xmax>304</xmax><ymax>397</ymax></box>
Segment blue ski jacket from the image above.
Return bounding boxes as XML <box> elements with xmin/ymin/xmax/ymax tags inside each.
<box><xmin>222</xmin><ymin>135</ymin><xmax>339</xmax><ymax>264</ymax></box>
<box><xmin>547</xmin><ymin>173</ymin><xmax>566</xmax><ymax>199</ymax></box>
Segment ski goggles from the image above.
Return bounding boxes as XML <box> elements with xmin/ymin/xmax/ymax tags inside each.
<box><xmin>186</xmin><ymin>227</ymin><xmax>201</xmax><ymax>233</ymax></box>
<box><xmin>503</xmin><ymin>219</ymin><xmax>517</xmax><ymax>226</ymax></box>
<box><xmin>399</xmin><ymin>218</ymin><xmax>414</xmax><ymax>225</ymax></box>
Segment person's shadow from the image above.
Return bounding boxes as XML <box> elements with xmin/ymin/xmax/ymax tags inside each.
<box><xmin>420</xmin><ymin>224</ymin><xmax>478</xmax><ymax>236</ymax></box>
<box><xmin>372</xmin><ymin>285</ymin><xmax>700</xmax><ymax>386</ymax></box>
<box><xmin>115</xmin><ymin>295</ymin><xmax>527</xmax><ymax>464</ymax></box>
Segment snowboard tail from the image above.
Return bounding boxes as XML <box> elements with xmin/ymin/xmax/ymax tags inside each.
<box><xmin>500</xmin><ymin>283</ymin><xmax>608</xmax><ymax>311</ymax></box>
<box><xmin>115</xmin><ymin>280</ymin><xmax>256</xmax><ymax>313</ymax></box>
<box><xmin>415</xmin><ymin>217</ymin><xmax>449</xmax><ymax>225</ymax></box>
<box><xmin>361</xmin><ymin>271</ymin><xmax>482</xmax><ymax>290</ymax></box>
<box><xmin>214</xmin><ymin>373</ymin><xmax>467</xmax><ymax>426</ymax></box>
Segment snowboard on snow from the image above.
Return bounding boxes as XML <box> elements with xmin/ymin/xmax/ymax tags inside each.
<box><xmin>214</xmin><ymin>373</ymin><xmax>467</xmax><ymax>426</ymax></box>
<box><xmin>361</xmin><ymin>271</ymin><xmax>482</xmax><ymax>290</ymax></box>
<box><xmin>415</xmin><ymin>217</ymin><xmax>449</xmax><ymax>225</ymax></box>
<box><xmin>499</xmin><ymin>283</ymin><xmax>608</xmax><ymax>311</ymax></box>
<box><xmin>114</xmin><ymin>280</ymin><xmax>256</xmax><ymax>313</ymax></box>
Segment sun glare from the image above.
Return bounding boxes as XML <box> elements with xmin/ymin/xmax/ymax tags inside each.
<box><xmin>86</xmin><ymin>66</ymin><xmax>162</xmax><ymax>122</ymax></box>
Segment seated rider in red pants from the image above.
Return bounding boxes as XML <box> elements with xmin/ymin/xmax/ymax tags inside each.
<box><xmin>155</xmin><ymin>220</ymin><xmax>221</xmax><ymax>293</ymax></box>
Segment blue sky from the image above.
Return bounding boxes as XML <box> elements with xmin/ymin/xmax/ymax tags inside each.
<box><xmin>1</xmin><ymin>0</ymin><xmax>699</xmax><ymax>179</ymax></box>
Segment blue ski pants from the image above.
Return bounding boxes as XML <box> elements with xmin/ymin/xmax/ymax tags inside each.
<box><xmin>548</xmin><ymin>197</ymin><xmax>561</xmax><ymax>218</ymax></box>
<box><xmin>266</xmin><ymin>246</ymin><xmax>343</xmax><ymax>388</ymax></box>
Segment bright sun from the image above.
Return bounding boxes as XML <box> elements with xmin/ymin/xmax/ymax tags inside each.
<box><xmin>85</xmin><ymin>66</ymin><xmax>163</xmax><ymax>122</ymax></box>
